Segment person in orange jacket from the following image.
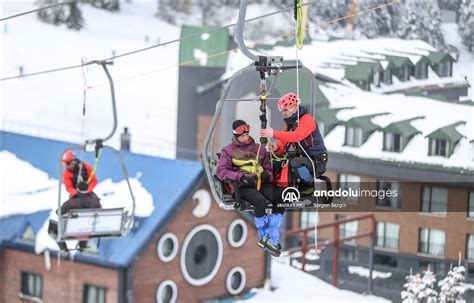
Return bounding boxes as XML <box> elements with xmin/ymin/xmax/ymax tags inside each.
<box><xmin>62</xmin><ymin>150</ymin><xmax>97</xmax><ymax>197</ymax></box>
<box><xmin>48</xmin><ymin>150</ymin><xmax>101</xmax><ymax>251</ymax></box>
<box><xmin>260</xmin><ymin>92</ymin><xmax>328</xmax><ymax>182</ymax></box>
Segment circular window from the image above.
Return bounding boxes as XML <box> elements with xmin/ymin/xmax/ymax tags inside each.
<box><xmin>157</xmin><ymin>233</ymin><xmax>178</xmax><ymax>263</ymax></box>
<box><xmin>226</xmin><ymin>267</ymin><xmax>246</xmax><ymax>295</ymax></box>
<box><xmin>180</xmin><ymin>224</ymin><xmax>223</xmax><ymax>286</ymax></box>
<box><xmin>156</xmin><ymin>280</ymin><xmax>177</xmax><ymax>303</ymax></box>
<box><xmin>227</xmin><ymin>219</ymin><xmax>248</xmax><ymax>248</ymax></box>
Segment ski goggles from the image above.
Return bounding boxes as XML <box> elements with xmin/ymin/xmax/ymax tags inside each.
<box><xmin>233</xmin><ymin>124</ymin><xmax>250</xmax><ymax>135</ymax></box>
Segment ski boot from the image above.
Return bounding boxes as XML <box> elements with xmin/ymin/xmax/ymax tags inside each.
<box><xmin>262</xmin><ymin>241</ymin><xmax>281</xmax><ymax>257</ymax></box>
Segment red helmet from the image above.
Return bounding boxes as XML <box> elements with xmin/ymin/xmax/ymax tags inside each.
<box><xmin>62</xmin><ymin>150</ymin><xmax>76</xmax><ymax>165</ymax></box>
<box><xmin>278</xmin><ymin>93</ymin><xmax>299</xmax><ymax>111</ymax></box>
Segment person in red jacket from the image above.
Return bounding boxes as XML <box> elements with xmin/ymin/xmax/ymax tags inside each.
<box><xmin>60</xmin><ymin>150</ymin><xmax>101</xmax><ymax>213</ymax></box>
<box><xmin>62</xmin><ymin>150</ymin><xmax>97</xmax><ymax>197</ymax></box>
<box><xmin>48</xmin><ymin>150</ymin><xmax>101</xmax><ymax>251</ymax></box>
<box><xmin>260</xmin><ymin>92</ymin><xmax>328</xmax><ymax>184</ymax></box>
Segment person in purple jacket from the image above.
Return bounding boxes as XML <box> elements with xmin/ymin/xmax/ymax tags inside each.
<box><xmin>216</xmin><ymin>119</ymin><xmax>284</xmax><ymax>256</ymax></box>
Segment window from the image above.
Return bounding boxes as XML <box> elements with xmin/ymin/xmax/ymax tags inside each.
<box><xmin>20</xmin><ymin>272</ymin><xmax>42</xmax><ymax>299</ymax></box>
<box><xmin>21</xmin><ymin>225</ymin><xmax>35</xmax><ymax>242</ymax></box>
<box><xmin>157</xmin><ymin>233</ymin><xmax>179</xmax><ymax>262</ymax></box>
<box><xmin>340</xmin><ymin>247</ymin><xmax>358</xmax><ymax>262</ymax></box>
<box><xmin>373</xmin><ymin>71</ymin><xmax>381</xmax><ymax>87</ymax></box>
<box><xmin>419</xmin><ymin>261</ymin><xmax>446</xmax><ymax>276</ymax></box>
<box><xmin>429</xmin><ymin>138</ymin><xmax>450</xmax><ymax>157</ymax></box>
<box><xmin>399</xmin><ymin>65</ymin><xmax>409</xmax><ymax>81</ymax></box>
<box><xmin>467</xmin><ymin>234</ymin><xmax>474</xmax><ymax>261</ymax></box>
<box><xmin>419</xmin><ymin>228</ymin><xmax>445</xmax><ymax>256</ymax></box>
<box><xmin>468</xmin><ymin>192</ymin><xmax>474</xmax><ymax>218</ymax></box>
<box><xmin>383</xmin><ymin>132</ymin><xmax>403</xmax><ymax>152</ymax></box>
<box><xmin>383</xmin><ymin>69</ymin><xmax>392</xmax><ymax>84</ymax></box>
<box><xmin>156</xmin><ymin>280</ymin><xmax>177</xmax><ymax>303</ymax></box>
<box><xmin>336</xmin><ymin>214</ymin><xmax>358</xmax><ymax>243</ymax></box>
<box><xmin>376</xmin><ymin>222</ymin><xmax>399</xmax><ymax>250</ymax></box>
<box><xmin>421</xmin><ymin>186</ymin><xmax>448</xmax><ymax>215</ymax></box>
<box><xmin>374</xmin><ymin>254</ymin><xmax>397</xmax><ymax>267</ymax></box>
<box><xmin>420</xmin><ymin>62</ymin><xmax>428</xmax><ymax>79</ymax></box>
<box><xmin>180</xmin><ymin>224</ymin><xmax>223</xmax><ymax>286</ymax></box>
<box><xmin>376</xmin><ymin>181</ymin><xmax>400</xmax><ymax>208</ymax></box>
<box><xmin>437</xmin><ymin>62</ymin><xmax>447</xmax><ymax>77</ymax></box>
<box><xmin>300</xmin><ymin>211</ymin><xmax>312</xmax><ymax>229</ymax></box>
<box><xmin>225</xmin><ymin>267</ymin><xmax>246</xmax><ymax>295</ymax></box>
<box><xmin>227</xmin><ymin>219</ymin><xmax>247</xmax><ymax>248</ymax></box>
<box><xmin>338</xmin><ymin>174</ymin><xmax>360</xmax><ymax>203</ymax></box>
<box><xmin>83</xmin><ymin>284</ymin><xmax>106</xmax><ymax>303</ymax></box>
<box><xmin>345</xmin><ymin>126</ymin><xmax>363</xmax><ymax>147</ymax></box>
<box><xmin>468</xmin><ymin>263</ymin><xmax>474</xmax><ymax>278</ymax></box>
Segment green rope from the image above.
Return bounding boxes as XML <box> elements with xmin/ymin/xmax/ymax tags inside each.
<box><xmin>295</xmin><ymin>0</ymin><xmax>304</xmax><ymax>50</ymax></box>
<box><xmin>271</xmin><ymin>150</ymin><xmax>288</xmax><ymax>162</ymax></box>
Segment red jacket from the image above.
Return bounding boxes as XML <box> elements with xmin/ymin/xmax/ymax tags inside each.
<box><xmin>273</xmin><ymin>114</ymin><xmax>316</xmax><ymax>155</ymax></box>
<box><xmin>63</xmin><ymin>162</ymin><xmax>97</xmax><ymax>196</ymax></box>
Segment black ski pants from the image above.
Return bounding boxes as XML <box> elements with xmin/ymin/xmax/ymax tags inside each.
<box><xmin>239</xmin><ymin>183</ymin><xmax>285</xmax><ymax>217</ymax></box>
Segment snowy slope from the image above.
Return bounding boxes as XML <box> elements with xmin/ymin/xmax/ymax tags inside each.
<box><xmin>2</xmin><ymin>1</ymin><xmax>180</xmax><ymax>158</ymax></box>
<box><xmin>239</xmin><ymin>259</ymin><xmax>390</xmax><ymax>303</ymax></box>
<box><xmin>442</xmin><ymin>22</ymin><xmax>474</xmax><ymax>99</ymax></box>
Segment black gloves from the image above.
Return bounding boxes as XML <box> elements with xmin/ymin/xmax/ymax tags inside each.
<box><xmin>240</xmin><ymin>175</ymin><xmax>256</xmax><ymax>187</ymax></box>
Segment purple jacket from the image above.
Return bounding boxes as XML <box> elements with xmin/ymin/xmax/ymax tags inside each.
<box><xmin>216</xmin><ymin>136</ymin><xmax>273</xmax><ymax>182</ymax></box>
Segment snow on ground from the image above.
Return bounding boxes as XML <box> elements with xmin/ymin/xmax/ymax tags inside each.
<box><xmin>348</xmin><ymin>266</ymin><xmax>393</xmax><ymax>279</ymax></box>
<box><xmin>0</xmin><ymin>151</ymin><xmax>154</xmax><ymax>252</ymax></box>
<box><xmin>238</xmin><ymin>259</ymin><xmax>390</xmax><ymax>303</ymax></box>
<box><xmin>320</xmin><ymin>84</ymin><xmax>474</xmax><ymax>170</ymax></box>
<box><xmin>2</xmin><ymin>1</ymin><xmax>180</xmax><ymax>158</ymax></box>
<box><xmin>442</xmin><ymin>23</ymin><xmax>474</xmax><ymax>100</ymax></box>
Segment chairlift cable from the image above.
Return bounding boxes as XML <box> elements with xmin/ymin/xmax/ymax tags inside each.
<box><xmin>1</xmin><ymin>1</ymin><xmax>399</xmax><ymax>83</ymax></box>
<box><xmin>87</xmin><ymin>0</ymin><xmax>400</xmax><ymax>89</ymax></box>
<box><xmin>0</xmin><ymin>1</ymin><xmax>316</xmax><ymax>81</ymax></box>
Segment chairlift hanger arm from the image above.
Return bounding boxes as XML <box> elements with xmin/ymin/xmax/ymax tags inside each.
<box><xmin>85</xmin><ymin>60</ymin><xmax>117</xmax><ymax>146</ymax></box>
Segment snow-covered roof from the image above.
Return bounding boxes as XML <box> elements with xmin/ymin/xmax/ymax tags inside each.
<box><xmin>320</xmin><ymin>85</ymin><xmax>474</xmax><ymax>171</ymax></box>
<box><xmin>246</xmin><ymin>37</ymin><xmax>469</xmax><ymax>90</ymax></box>
<box><xmin>0</xmin><ymin>132</ymin><xmax>203</xmax><ymax>267</ymax></box>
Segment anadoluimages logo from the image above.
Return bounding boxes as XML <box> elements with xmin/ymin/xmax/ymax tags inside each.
<box><xmin>282</xmin><ymin>187</ymin><xmax>301</xmax><ymax>203</ymax></box>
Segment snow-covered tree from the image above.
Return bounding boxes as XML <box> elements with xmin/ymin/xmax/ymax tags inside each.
<box><xmin>156</xmin><ymin>0</ymin><xmax>193</xmax><ymax>24</ymax></box>
<box><xmin>438</xmin><ymin>0</ymin><xmax>463</xmax><ymax>12</ymax></box>
<box><xmin>419</xmin><ymin>270</ymin><xmax>439</xmax><ymax>303</ymax></box>
<box><xmin>307</xmin><ymin>0</ymin><xmax>348</xmax><ymax>40</ymax></box>
<box><xmin>401</xmin><ymin>271</ymin><xmax>421</xmax><ymax>303</ymax></box>
<box><xmin>64</xmin><ymin>1</ymin><xmax>83</xmax><ymax>30</ymax></box>
<box><xmin>458</xmin><ymin>0</ymin><xmax>474</xmax><ymax>51</ymax></box>
<box><xmin>438</xmin><ymin>265</ymin><xmax>467</xmax><ymax>303</ymax></box>
<box><xmin>83</xmin><ymin>0</ymin><xmax>120</xmax><ymax>12</ymax></box>
<box><xmin>36</xmin><ymin>0</ymin><xmax>83</xmax><ymax>30</ymax></box>
<box><xmin>355</xmin><ymin>0</ymin><xmax>403</xmax><ymax>38</ymax></box>
<box><xmin>401</xmin><ymin>269</ymin><xmax>438</xmax><ymax>303</ymax></box>
<box><xmin>396</xmin><ymin>0</ymin><xmax>446</xmax><ymax>49</ymax></box>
